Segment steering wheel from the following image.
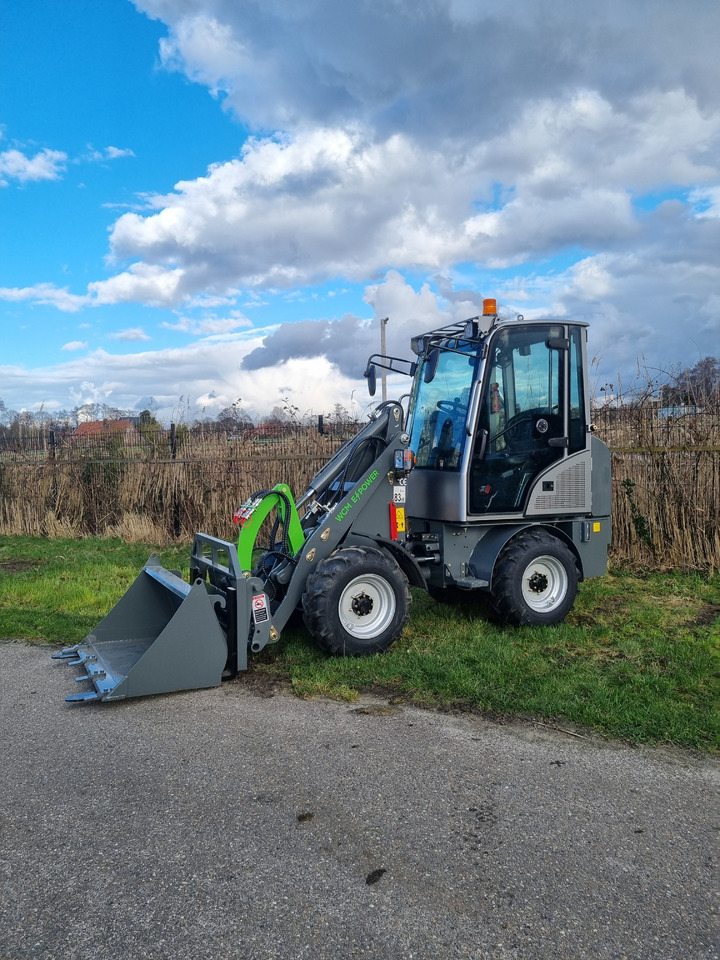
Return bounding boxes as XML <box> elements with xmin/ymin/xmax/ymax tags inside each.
<box><xmin>491</xmin><ymin>411</ymin><xmax>537</xmax><ymax>453</ymax></box>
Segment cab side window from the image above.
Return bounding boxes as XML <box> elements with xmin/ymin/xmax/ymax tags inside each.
<box><xmin>568</xmin><ymin>327</ymin><xmax>587</xmax><ymax>453</ymax></box>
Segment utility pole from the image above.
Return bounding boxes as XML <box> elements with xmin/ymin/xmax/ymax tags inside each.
<box><xmin>380</xmin><ymin>317</ymin><xmax>389</xmax><ymax>402</ymax></box>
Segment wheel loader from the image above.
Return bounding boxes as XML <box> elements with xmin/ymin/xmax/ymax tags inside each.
<box><xmin>54</xmin><ymin>300</ymin><xmax>611</xmax><ymax>702</ymax></box>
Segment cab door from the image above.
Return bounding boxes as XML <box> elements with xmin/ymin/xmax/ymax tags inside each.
<box><xmin>469</xmin><ymin>323</ymin><xmax>571</xmax><ymax>514</ymax></box>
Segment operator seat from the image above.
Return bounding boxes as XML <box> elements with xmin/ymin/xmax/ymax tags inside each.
<box><xmin>429</xmin><ymin>415</ymin><xmax>457</xmax><ymax>468</ymax></box>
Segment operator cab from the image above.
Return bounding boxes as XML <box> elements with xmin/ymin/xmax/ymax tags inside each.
<box><xmin>401</xmin><ymin>304</ymin><xmax>592</xmax><ymax>523</ymax></box>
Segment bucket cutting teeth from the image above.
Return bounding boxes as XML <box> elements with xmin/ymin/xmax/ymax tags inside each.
<box><xmin>51</xmin><ymin>646</ymin><xmax>80</xmax><ymax>660</ymax></box>
<box><xmin>65</xmin><ymin>691</ymin><xmax>103</xmax><ymax>703</ymax></box>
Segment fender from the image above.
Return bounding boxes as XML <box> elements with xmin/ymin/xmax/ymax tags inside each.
<box><xmin>469</xmin><ymin>522</ymin><xmax>581</xmax><ymax>587</ymax></box>
<box><xmin>345</xmin><ymin>533</ymin><xmax>428</xmax><ymax>589</ymax></box>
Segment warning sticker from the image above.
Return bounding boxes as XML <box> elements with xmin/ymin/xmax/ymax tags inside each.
<box><xmin>252</xmin><ymin>593</ymin><xmax>269</xmax><ymax>623</ymax></box>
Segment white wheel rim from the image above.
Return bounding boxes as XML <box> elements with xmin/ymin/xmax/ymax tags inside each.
<box><xmin>338</xmin><ymin>574</ymin><xmax>396</xmax><ymax>638</ymax></box>
<box><xmin>521</xmin><ymin>555</ymin><xmax>568</xmax><ymax>613</ymax></box>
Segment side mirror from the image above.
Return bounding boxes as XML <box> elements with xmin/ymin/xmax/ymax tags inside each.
<box><xmin>364</xmin><ymin>364</ymin><xmax>377</xmax><ymax>397</ymax></box>
<box><xmin>424</xmin><ymin>349</ymin><xmax>440</xmax><ymax>384</ymax></box>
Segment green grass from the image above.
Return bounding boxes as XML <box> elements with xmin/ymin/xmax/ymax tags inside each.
<box><xmin>0</xmin><ymin>536</ymin><xmax>188</xmax><ymax>644</ymax></box>
<box><xmin>1</xmin><ymin>536</ymin><xmax>718</xmax><ymax>750</ymax></box>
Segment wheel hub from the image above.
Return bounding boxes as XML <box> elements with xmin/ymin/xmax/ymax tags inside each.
<box><xmin>337</xmin><ymin>571</ymin><xmax>398</xmax><ymax>639</ymax></box>
<box><xmin>527</xmin><ymin>570</ymin><xmax>549</xmax><ymax>594</ymax></box>
<box><xmin>351</xmin><ymin>591</ymin><xmax>374</xmax><ymax>617</ymax></box>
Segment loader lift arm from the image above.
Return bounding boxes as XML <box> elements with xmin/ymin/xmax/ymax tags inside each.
<box><xmin>230</xmin><ymin>400</ymin><xmax>417</xmax><ymax>635</ymax></box>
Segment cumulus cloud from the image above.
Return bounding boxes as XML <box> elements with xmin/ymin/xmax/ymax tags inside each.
<box><xmin>243</xmin><ymin>270</ymin><xmax>458</xmax><ymax>377</ymax></box>
<box><xmin>101</xmin><ymin>87</ymin><xmax>720</xmax><ymax>299</ymax></box>
<box><xmin>242</xmin><ymin>313</ymin><xmax>374</xmax><ymax>376</ymax></box>
<box><xmin>61</xmin><ymin>341</ymin><xmax>88</xmax><ymax>351</ymax></box>
<box><xmin>0</xmin><ymin>139</ymin><xmax>134</xmax><ymax>188</ymax></box>
<box><xmin>88</xmin><ymin>263</ymin><xmax>186</xmax><ymax>307</ymax></box>
<box><xmin>0</xmin><ymin>340</ymin><xmax>365</xmax><ymax>424</ymax></box>
<box><xmin>105</xmin><ymin>127</ymin><xmax>485</xmax><ymax>289</ymax></box>
<box><xmin>135</xmin><ymin>0</ymin><xmax>720</xmax><ymax>139</ymax></box>
<box><xmin>11</xmin><ymin>5</ymin><xmax>720</xmax><ymax>323</ymax></box>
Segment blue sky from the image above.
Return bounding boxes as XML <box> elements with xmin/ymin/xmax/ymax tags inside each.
<box><xmin>2</xmin><ymin>0</ymin><xmax>720</xmax><ymax>424</ymax></box>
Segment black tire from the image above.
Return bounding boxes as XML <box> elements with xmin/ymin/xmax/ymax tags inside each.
<box><xmin>490</xmin><ymin>531</ymin><xmax>579</xmax><ymax>626</ymax></box>
<box><xmin>302</xmin><ymin>546</ymin><xmax>411</xmax><ymax>656</ymax></box>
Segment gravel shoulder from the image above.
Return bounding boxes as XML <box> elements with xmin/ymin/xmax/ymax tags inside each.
<box><xmin>1</xmin><ymin>640</ymin><xmax>718</xmax><ymax>960</ymax></box>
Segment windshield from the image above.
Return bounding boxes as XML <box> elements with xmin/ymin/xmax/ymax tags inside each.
<box><xmin>408</xmin><ymin>347</ymin><xmax>480</xmax><ymax>470</ymax></box>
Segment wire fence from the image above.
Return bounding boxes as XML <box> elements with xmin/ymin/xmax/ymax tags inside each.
<box><xmin>1</xmin><ymin>408</ymin><xmax>718</xmax><ymax>569</ymax></box>
<box><xmin>0</xmin><ymin>422</ymin><xmax>358</xmax><ymax>545</ymax></box>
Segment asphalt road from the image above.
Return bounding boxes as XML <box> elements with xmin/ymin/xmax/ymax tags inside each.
<box><xmin>0</xmin><ymin>640</ymin><xmax>717</xmax><ymax>960</ymax></box>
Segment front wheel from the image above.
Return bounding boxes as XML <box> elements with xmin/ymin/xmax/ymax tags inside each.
<box><xmin>490</xmin><ymin>531</ymin><xmax>578</xmax><ymax>626</ymax></box>
<box><xmin>302</xmin><ymin>546</ymin><xmax>411</xmax><ymax>656</ymax></box>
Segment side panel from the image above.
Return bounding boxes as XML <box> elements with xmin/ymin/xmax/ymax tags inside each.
<box><xmin>524</xmin><ymin>449</ymin><xmax>592</xmax><ymax>516</ymax></box>
<box><xmin>590</xmin><ymin>435</ymin><xmax>612</xmax><ymax>517</ymax></box>
<box><xmin>558</xmin><ymin>517</ymin><xmax>611</xmax><ymax>580</ymax></box>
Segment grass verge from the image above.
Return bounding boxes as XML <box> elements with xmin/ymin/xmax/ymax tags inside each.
<box><xmin>1</xmin><ymin>537</ymin><xmax>718</xmax><ymax>750</ymax></box>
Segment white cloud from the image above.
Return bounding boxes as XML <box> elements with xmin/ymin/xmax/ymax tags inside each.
<box><xmin>88</xmin><ymin>263</ymin><xmax>186</xmax><ymax>307</ymax></box>
<box><xmin>61</xmin><ymin>341</ymin><xmax>88</xmax><ymax>351</ymax></box>
<box><xmin>161</xmin><ymin>313</ymin><xmax>251</xmax><ymax>335</ymax></box>
<box><xmin>0</xmin><ymin>147</ymin><xmax>67</xmax><ymax>185</ymax></box>
<box><xmin>28</xmin><ymin>81</ymin><xmax>700</xmax><ymax>312</ymax></box>
<box><xmin>107</xmin><ymin>327</ymin><xmax>151</xmax><ymax>342</ymax></box>
<box><xmin>135</xmin><ymin>0</ymin><xmax>720</xmax><ymax>140</ymax></box>
<box><xmin>0</xmin><ymin>339</ymin><xmax>365</xmax><ymax>424</ymax></box>
<box><xmin>100</xmin><ymin>97</ymin><xmax>717</xmax><ymax>296</ymax></box>
<box><xmin>157</xmin><ymin>13</ymin><xmax>248</xmax><ymax>98</ymax></box>
<box><xmin>2</xmin><ymin>264</ymin><xmax>718</xmax><ymax>422</ymax></box>
<box><xmin>0</xmin><ymin>283</ymin><xmax>87</xmax><ymax>312</ymax></box>
<box><xmin>106</xmin><ymin>127</ymin><xmax>489</xmax><ymax>288</ymax></box>
<box><xmin>80</xmin><ymin>145</ymin><xmax>136</xmax><ymax>163</ymax></box>
<box><xmin>364</xmin><ymin>269</ymin><xmax>450</xmax><ymax>345</ymax></box>
<box><xmin>105</xmin><ymin>146</ymin><xmax>135</xmax><ymax>160</ymax></box>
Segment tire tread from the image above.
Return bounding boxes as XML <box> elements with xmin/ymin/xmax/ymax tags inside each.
<box><xmin>303</xmin><ymin>546</ymin><xmax>411</xmax><ymax>656</ymax></box>
<box><xmin>490</xmin><ymin>530</ymin><xmax>578</xmax><ymax>626</ymax></box>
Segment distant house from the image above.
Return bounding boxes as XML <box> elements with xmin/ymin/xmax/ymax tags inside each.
<box><xmin>656</xmin><ymin>404</ymin><xmax>702</xmax><ymax>419</ymax></box>
<box><xmin>256</xmin><ymin>421</ymin><xmax>285</xmax><ymax>439</ymax></box>
<box><xmin>74</xmin><ymin>418</ymin><xmax>138</xmax><ymax>439</ymax></box>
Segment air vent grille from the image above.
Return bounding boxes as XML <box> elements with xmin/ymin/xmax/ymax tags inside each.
<box><xmin>529</xmin><ymin>460</ymin><xmax>588</xmax><ymax>512</ymax></box>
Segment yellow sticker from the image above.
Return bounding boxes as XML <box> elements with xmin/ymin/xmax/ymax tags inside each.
<box><xmin>593</xmin><ymin>522</ymin><xmax>601</xmax><ymax>532</ymax></box>
<box><xmin>396</xmin><ymin>507</ymin><xmax>406</xmax><ymax>532</ymax></box>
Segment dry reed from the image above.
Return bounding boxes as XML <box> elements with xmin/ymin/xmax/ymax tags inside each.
<box><xmin>1</xmin><ymin>416</ymin><xmax>718</xmax><ymax>570</ymax></box>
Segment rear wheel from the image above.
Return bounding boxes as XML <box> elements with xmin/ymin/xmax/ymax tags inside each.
<box><xmin>490</xmin><ymin>531</ymin><xmax>578</xmax><ymax>626</ymax></box>
<box><xmin>303</xmin><ymin>546</ymin><xmax>411</xmax><ymax>656</ymax></box>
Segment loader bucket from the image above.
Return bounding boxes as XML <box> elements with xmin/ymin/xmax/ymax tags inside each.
<box><xmin>52</xmin><ymin>554</ymin><xmax>228</xmax><ymax>702</ymax></box>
